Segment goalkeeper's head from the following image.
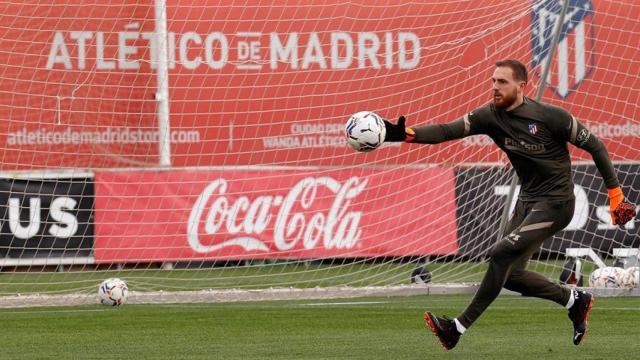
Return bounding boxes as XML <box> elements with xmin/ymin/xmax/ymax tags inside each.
<box><xmin>492</xmin><ymin>59</ymin><xmax>528</xmax><ymax>111</ymax></box>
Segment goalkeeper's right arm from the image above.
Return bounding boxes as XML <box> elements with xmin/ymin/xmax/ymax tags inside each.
<box><xmin>384</xmin><ymin>117</ymin><xmax>468</xmax><ymax>144</ymax></box>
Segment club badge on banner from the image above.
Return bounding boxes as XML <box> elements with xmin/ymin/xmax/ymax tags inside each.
<box><xmin>93</xmin><ymin>168</ymin><xmax>458</xmax><ymax>262</ymax></box>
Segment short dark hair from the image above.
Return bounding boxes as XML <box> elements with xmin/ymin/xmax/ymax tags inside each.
<box><xmin>495</xmin><ymin>59</ymin><xmax>528</xmax><ymax>84</ymax></box>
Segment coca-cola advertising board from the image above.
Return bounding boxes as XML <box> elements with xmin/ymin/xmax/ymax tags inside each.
<box><xmin>93</xmin><ymin>168</ymin><xmax>458</xmax><ymax>262</ymax></box>
<box><xmin>1</xmin><ymin>1</ymin><xmax>639</xmax><ymax>169</ymax></box>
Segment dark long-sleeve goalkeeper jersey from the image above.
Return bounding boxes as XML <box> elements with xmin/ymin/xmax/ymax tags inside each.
<box><xmin>410</xmin><ymin>97</ymin><xmax>619</xmax><ymax>202</ymax></box>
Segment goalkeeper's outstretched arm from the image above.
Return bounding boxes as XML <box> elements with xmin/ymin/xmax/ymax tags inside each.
<box><xmin>384</xmin><ymin>117</ymin><xmax>468</xmax><ymax>144</ymax></box>
<box><xmin>567</xmin><ymin>116</ymin><xmax>636</xmax><ymax>225</ymax></box>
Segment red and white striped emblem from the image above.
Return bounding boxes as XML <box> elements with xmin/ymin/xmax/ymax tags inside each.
<box><xmin>531</xmin><ymin>0</ymin><xmax>594</xmax><ymax>98</ymax></box>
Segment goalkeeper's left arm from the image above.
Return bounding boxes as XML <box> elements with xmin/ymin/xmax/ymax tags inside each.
<box><xmin>566</xmin><ymin>116</ymin><xmax>636</xmax><ymax>225</ymax></box>
<box><xmin>383</xmin><ymin>116</ymin><xmax>469</xmax><ymax>144</ymax></box>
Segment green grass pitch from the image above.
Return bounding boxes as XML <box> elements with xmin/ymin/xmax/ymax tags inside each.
<box><xmin>1</xmin><ymin>294</ymin><xmax>638</xmax><ymax>359</ymax></box>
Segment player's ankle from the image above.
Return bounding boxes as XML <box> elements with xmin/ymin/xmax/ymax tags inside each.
<box><xmin>454</xmin><ymin>318</ymin><xmax>467</xmax><ymax>334</ymax></box>
<box><xmin>565</xmin><ymin>289</ymin><xmax>577</xmax><ymax>309</ymax></box>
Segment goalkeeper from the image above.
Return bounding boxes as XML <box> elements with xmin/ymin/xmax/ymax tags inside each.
<box><xmin>384</xmin><ymin>59</ymin><xmax>636</xmax><ymax>351</ymax></box>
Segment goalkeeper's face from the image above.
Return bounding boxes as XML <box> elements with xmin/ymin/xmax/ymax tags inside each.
<box><xmin>491</xmin><ymin>67</ymin><xmax>524</xmax><ymax>110</ymax></box>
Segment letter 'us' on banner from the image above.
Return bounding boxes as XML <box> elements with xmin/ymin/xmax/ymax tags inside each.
<box><xmin>0</xmin><ymin>177</ymin><xmax>94</xmax><ymax>258</ymax></box>
<box><xmin>93</xmin><ymin>168</ymin><xmax>458</xmax><ymax>262</ymax></box>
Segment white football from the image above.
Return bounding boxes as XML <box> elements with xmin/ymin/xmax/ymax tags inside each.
<box><xmin>620</xmin><ymin>266</ymin><xmax>639</xmax><ymax>288</ymax></box>
<box><xmin>98</xmin><ymin>278</ymin><xmax>129</xmax><ymax>306</ymax></box>
<box><xmin>588</xmin><ymin>266</ymin><xmax>625</xmax><ymax>288</ymax></box>
<box><xmin>345</xmin><ymin>111</ymin><xmax>386</xmax><ymax>152</ymax></box>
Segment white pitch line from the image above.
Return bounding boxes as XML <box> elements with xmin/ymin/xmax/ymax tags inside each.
<box><xmin>0</xmin><ymin>308</ymin><xmax>107</xmax><ymax>316</ymax></box>
<box><xmin>300</xmin><ymin>301</ymin><xmax>389</xmax><ymax>307</ymax></box>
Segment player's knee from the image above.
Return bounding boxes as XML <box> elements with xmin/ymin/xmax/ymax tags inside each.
<box><xmin>503</xmin><ymin>269</ymin><xmax>526</xmax><ymax>292</ymax></box>
<box><xmin>488</xmin><ymin>240</ymin><xmax>516</xmax><ymax>264</ymax></box>
<box><xmin>508</xmin><ymin>269</ymin><xmax>526</xmax><ymax>281</ymax></box>
<box><xmin>504</xmin><ymin>279</ymin><xmax>528</xmax><ymax>295</ymax></box>
<box><xmin>488</xmin><ymin>242</ymin><xmax>504</xmax><ymax>259</ymax></box>
<box><xmin>488</xmin><ymin>249</ymin><xmax>509</xmax><ymax>266</ymax></box>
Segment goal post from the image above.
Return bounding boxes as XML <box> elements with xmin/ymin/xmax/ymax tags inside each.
<box><xmin>1</xmin><ymin>0</ymin><xmax>639</xmax><ymax>305</ymax></box>
<box><xmin>155</xmin><ymin>0</ymin><xmax>172</xmax><ymax>167</ymax></box>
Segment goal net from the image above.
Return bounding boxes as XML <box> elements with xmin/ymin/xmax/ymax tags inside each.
<box><xmin>0</xmin><ymin>0</ymin><xmax>638</xmax><ymax>305</ymax></box>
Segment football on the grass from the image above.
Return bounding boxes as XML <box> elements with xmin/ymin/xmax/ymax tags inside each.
<box><xmin>588</xmin><ymin>267</ymin><xmax>625</xmax><ymax>288</ymax></box>
<box><xmin>98</xmin><ymin>278</ymin><xmax>129</xmax><ymax>306</ymax></box>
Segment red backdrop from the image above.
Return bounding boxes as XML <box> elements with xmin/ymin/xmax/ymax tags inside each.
<box><xmin>1</xmin><ymin>0</ymin><xmax>638</xmax><ymax>169</ymax></box>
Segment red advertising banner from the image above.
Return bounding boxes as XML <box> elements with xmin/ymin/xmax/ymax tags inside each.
<box><xmin>1</xmin><ymin>1</ymin><xmax>639</xmax><ymax>169</ymax></box>
<box><xmin>93</xmin><ymin>168</ymin><xmax>458</xmax><ymax>262</ymax></box>
<box><xmin>0</xmin><ymin>2</ymin><xmax>159</xmax><ymax>169</ymax></box>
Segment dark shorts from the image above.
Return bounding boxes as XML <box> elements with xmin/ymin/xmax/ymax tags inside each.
<box><xmin>492</xmin><ymin>199</ymin><xmax>575</xmax><ymax>265</ymax></box>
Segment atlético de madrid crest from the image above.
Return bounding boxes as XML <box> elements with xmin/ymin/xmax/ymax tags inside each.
<box><xmin>531</xmin><ymin>0</ymin><xmax>595</xmax><ymax>99</ymax></box>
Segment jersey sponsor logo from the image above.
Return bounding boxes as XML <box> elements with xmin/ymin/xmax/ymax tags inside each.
<box><xmin>528</xmin><ymin>123</ymin><xmax>538</xmax><ymax>135</ymax></box>
<box><xmin>531</xmin><ymin>0</ymin><xmax>595</xmax><ymax>99</ymax></box>
<box><xmin>504</xmin><ymin>137</ymin><xmax>546</xmax><ymax>154</ymax></box>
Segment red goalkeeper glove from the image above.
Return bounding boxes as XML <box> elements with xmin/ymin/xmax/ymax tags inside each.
<box><xmin>608</xmin><ymin>187</ymin><xmax>636</xmax><ymax>225</ymax></box>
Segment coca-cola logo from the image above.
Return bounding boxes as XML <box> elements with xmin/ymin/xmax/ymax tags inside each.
<box><xmin>187</xmin><ymin>176</ymin><xmax>367</xmax><ymax>253</ymax></box>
